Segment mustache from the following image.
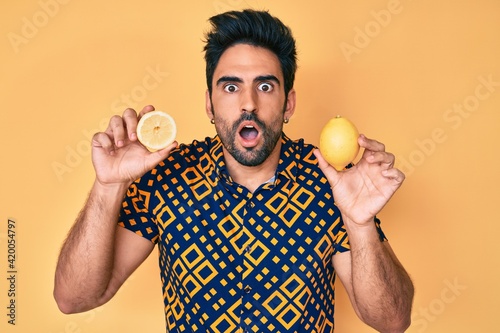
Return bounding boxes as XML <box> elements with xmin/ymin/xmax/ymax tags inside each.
<box><xmin>232</xmin><ymin>112</ymin><xmax>266</xmax><ymax>131</ymax></box>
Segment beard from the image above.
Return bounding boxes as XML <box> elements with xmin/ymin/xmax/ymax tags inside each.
<box><xmin>213</xmin><ymin>107</ymin><xmax>285</xmax><ymax>167</ymax></box>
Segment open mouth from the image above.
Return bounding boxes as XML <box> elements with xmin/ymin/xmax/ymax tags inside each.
<box><xmin>238</xmin><ymin>122</ymin><xmax>260</xmax><ymax>147</ymax></box>
<box><xmin>240</xmin><ymin>125</ymin><xmax>258</xmax><ymax>140</ymax></box>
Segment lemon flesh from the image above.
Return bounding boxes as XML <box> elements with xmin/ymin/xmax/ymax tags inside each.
<box><xmin>137</xmin><ymin>111</ymin><xmax>177</xmax><ymax>151</ymax></box>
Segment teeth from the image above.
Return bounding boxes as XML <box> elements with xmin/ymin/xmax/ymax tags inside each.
<box><xmin>245</xmin><ymin>125</ymin><xmax>254</xmax><ymax>128</ymax></box>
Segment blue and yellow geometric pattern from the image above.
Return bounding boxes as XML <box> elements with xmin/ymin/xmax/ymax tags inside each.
<box><xmin>118</xmin><ymin>134</ymin><xmax>386</xmax><ymax>332</ymax></box>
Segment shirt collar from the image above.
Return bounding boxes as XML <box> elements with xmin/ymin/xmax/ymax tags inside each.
<box><xmin>276</xmin><ymin>133</ymin><xmax>298</xmax><ymax>183</ymax></box>
<box><xmin>210</xmin><ymin>133</ymin><xmax>298</xmax><ymax>184</ymax></box>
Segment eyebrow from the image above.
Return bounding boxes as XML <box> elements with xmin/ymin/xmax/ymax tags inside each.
<box><xmin>255</xmin><ymin>75</ymin><xmax>281</xmax><ymax>85</ymax></box>
<box><xmin>216</xmin><ymin>76</ymin><xmax>243</xmax><ymax>86</ymax></box>
<box><xmin>215</xmin><ymin>75</ymin><xmax>281</xmax><ymax>87</ymax></box>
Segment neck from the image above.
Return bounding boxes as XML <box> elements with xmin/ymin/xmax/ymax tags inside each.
<box><xmin>223</xmin><ymin>141</ymin><xmax>282</xmax><ymax>193</ymax></box>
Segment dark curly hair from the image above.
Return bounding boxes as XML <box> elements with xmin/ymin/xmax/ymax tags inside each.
<box><xmin>204</xmin><ymin>9</ymin><xmax>297</xmax><ymax>97</ymax></box>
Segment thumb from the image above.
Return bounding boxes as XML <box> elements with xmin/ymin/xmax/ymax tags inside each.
<box><xmin>313</xmin><ymin>149</ymin><xmax>340</xmax><ymax>185</ymax></box>
<box><xmin>143</xmin><ymin>141</ymin><xmax>178</xmax><ymax>170</ymax></box>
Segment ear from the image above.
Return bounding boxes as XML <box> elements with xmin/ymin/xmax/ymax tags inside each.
<box><xmin>284</xmin><ymin>88</ymin><xmax>296</xmax><ymax>121</ymax></box>
<box><xmin>205</xmin><ymin>89</ymin><xmax>214</xmax><ymax>120</ymax></box>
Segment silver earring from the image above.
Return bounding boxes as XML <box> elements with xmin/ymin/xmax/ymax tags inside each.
<box><xmin>284</xmin><ymin>118</ymin><xmax>289</xmax><ymax>124</ymax></box>
<box><xmin>211</xmin><ymin>119</ymin><xmax>215</xmax><ymax>124</ymax></box>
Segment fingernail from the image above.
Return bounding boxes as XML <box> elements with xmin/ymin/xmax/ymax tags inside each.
<box><xmin>117</xmin><ymin>140</ymin><xmax>124</xmax><ymax>147</ymax></box>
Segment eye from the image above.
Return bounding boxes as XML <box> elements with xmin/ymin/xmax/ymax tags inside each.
<box><xmin>258</xmin><ymin>82</ymin><xmax>273</xmax><ymax>92</ymax></box>
<box><xmin>223</xmin><ymin>84</ymin><xmax>238</xmax><ymax>93</ymax></box>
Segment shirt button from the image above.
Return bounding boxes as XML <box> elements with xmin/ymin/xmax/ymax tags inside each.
<box><xmin>245</xmin><ymin>246</ymin><xmax>252</xmax><ymax>253</ymax></box>
<box><xmin>243</xmin><ymin>286</ymin><xmax>252</xmax><ymax>294</ymax></box>
<box><xmin>247</xmin><ymin>201</ymin><xmax>255</xmax><ymax>208</ymax></box>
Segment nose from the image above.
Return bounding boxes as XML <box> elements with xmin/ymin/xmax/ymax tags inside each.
<box><xmin>240</xmin><ymin>88</ymin><xmax>257</xmax><ymax>113</ymax></box>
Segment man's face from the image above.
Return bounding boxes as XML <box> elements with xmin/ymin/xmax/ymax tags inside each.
<box><xmin>206</xmin><ymin>43</ymin><xmax>295</xmax><ymax>167</ymax></box>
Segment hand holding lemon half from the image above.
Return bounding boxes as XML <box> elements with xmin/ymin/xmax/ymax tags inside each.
<box><xmin>319</xmin><ymin>115</ymin><xmax>360</xmax><ymax>171</ymax></box>
<box><xmin>137</xmin><ymin>110</ymin><xmax>177</xmax><ymax>151</ymax></box>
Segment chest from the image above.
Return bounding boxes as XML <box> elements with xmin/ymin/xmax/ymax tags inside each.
<box><xmin>153</xmin><ymin>174</ymin><xmax>342</xmax><ymax>271</ymax></box>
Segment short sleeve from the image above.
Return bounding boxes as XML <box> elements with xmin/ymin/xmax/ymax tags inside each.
<box><xmin>333</xmin><ymin>216</ymin><xmax>388</xmax><ymax>254</ymax></box>
<box><xmin>374</xmin><ymin>216</ymin><xmax>387</xmax><ymax>242</ymax></box>
<box><xmin>118</xmin><ymin>182</ymin><xmax>159</xmax><ymax>243</ymax></box>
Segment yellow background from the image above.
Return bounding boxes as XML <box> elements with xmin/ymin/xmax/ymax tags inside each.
<box><xmin>1</xmin><ymin>0</ymin><xmax>499</xmax><ymax>332</ymax></box>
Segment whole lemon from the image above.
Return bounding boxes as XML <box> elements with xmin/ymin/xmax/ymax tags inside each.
<box><xmin>319</xmin><ymin>115</ymin><xmax>360</xmax><ymax>171</ymax></box>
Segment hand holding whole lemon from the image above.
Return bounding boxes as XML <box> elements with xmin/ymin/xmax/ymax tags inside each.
<box><xmin>319</xmin><ymin>115</ymin><xmax>360</xmax><ymax>171</ymax></box>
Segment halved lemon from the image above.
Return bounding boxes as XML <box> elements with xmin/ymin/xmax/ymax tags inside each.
<box><xmin>137</xmin><ymin>110</ymin><xmax>177</xmax><ymax>151</ymax></box>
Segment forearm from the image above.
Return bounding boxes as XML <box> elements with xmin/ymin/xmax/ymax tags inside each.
<box><xmin>54</xmin><ymin>180</ymin><xmax>129</xmax><ymax>313</ymax></box>
<box><xmin>346</xmin><ymin>218</ymin><xmax>414</xmax><ymax>332</ymax></box>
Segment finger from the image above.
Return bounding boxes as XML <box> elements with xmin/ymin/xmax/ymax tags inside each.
<box><xmin>143</xmin><ymin>141</ymin><xmax>178</xmax><ymax>170</ymax></box>
<box><xmin>313</xmin><ymin>148</ymin><xmax>331</xmax><ymax>170</ymax></box>
<box><xmin>313</xmin><ymin>149</ymin><xmax>339</xmax><ymax>183</ymax></box>
<box><xmin>382</xmin><ymin>167</ymin><xmax>406</xmax><ymax>184</ymax></box>
<box><xmin>107</xmin><ymin>115</ymin><xmax>127</xmax><ymax>148</ymax></box>
<box><xmin>359</xmin><ymin>134</ymin><xmax>385</xmax><ymax>152</ymax></box>
<box><xmin>137</xmin><ymin>105</ymin><xmax>155</xmax><ymax>118</ymax></box>
<box><xmin>92</xmin><ymin>132</ymin><xmax>116</xmax><ymax>155</ymax></box>
<box><xmin>122</xmin><ymin>108</ymin><xmax>139</xmax><ymax>141</ymax></box>
<box><xmin>366</xmin><ymin>151</ymin><xmax>395</xmax><ymax>167</ymax></box>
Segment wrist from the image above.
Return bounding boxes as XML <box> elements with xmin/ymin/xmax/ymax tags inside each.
<box><xmin>341</xmin><ymin>215</ymin><xmax>379</xmax><ymax>239</ymax></box>
<box><xmin>341</xmin><ymin>214</ymin><xmax>376</xmax><ymax>228</ymax></box>
<box><xmin>92</xmin><ymin>179</ymin><xmax>130</xmax><ymax>200</ymax></box>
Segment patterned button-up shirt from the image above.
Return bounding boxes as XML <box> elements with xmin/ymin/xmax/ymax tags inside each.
<box><xmin>118</xmin><ymin>133</ymin><xmax>386</xmax><ymax>332</ymax></box>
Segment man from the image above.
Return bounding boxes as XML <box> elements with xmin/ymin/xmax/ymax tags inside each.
<box><xmin>54</xmin><ymin>9</ymin><xmax>414</xmax><ymax>333</ymax></box>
